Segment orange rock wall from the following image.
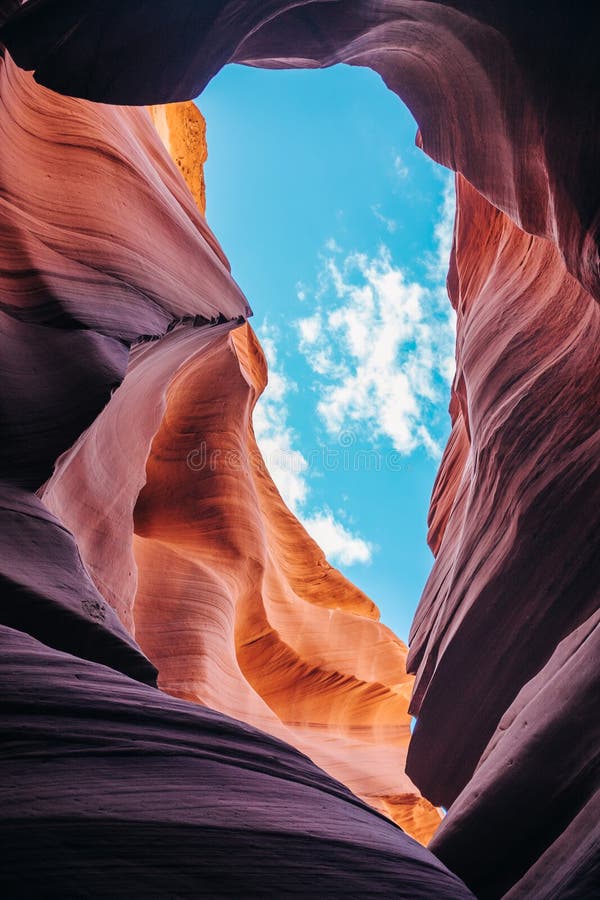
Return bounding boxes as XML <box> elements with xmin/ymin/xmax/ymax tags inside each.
<box><xmin>148</xmin><ymin>102</ymin><xmax>207</xmax><ymax>215</ymax></box>
<box><xmin>2</xmin><ymin>2</ymin><xmax>599</xmax><ymax>895</ymax></box>
<box><xmin>132</xmin><ymin>321</ymin><xmax>440</xmax><ymax>843</ymax></box>
<box><xmin>40</xmin><ymin>93</ymin><xmax>440</xmax><ymax>844</ymax></box>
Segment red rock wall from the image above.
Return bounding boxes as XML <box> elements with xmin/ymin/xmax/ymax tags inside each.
<box><xmin>38</xmin><ymin>91</ymin><xmax>440</xmax><ymax>844</ymax></box>
<box><xmin>1</xmin><ymin>2</ymin><xmax>599</xmax><ymax>896</ymax></box>
<box><xmin>0</xmin><ymin>24</ymin><xmax>459</xmax><ymax>896</ymax></box>
<box><xmin>3</xmin><ymin>2</ymin><xmax>599</xmax><ymax>303</ymax></box>
<box><xmin>410</xmin><ymin>175</ymin><xmax>600</xmax><ymax>897</ymax></box>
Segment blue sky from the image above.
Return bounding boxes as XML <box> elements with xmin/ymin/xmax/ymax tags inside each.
<box><xmin>197</xmin><ymin>64</ymin><xmax>455</xmax><ymax>642</ymax></box>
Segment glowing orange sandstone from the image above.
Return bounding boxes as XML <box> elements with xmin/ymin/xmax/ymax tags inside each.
<box><xmin>132</xmin><ymin>321</ymin><xmax>441</xmax><ymax>842</ymax></box>
<box><xmin>40</xmin><ymin>93</ymin><xmax>440</xmax><ymax>843</ymax></box>
<box><xmin>148</xmin><ymin>102</ymin><xmax>207</xmax><ymax>215</ymax></box>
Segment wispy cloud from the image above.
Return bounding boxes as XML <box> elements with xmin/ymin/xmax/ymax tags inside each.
<box><xmin>297</xmin><ymin>173</ymin><xmax>456</xmax><ymax>459</ymax></box>
<box><xmin>429</xmin><ymin>171</ymin><xmax>456</xmax><ymax>282</ymax></box>
<box><xmin>252</xmin><ymin>173</ymin><xmax>456</xmax><ymax>567</ymax></box>
<box><xmin>253</xmin><ymin>323</ymin><xmax>373</xmax><ymax>566</ymax></box>
<box><xmin>324</xmin><ymin>237</ymin><xmax>342</xmax><ymax>253</ymax></box>
<box><xmin>371</xmin><ymin>203</ymin><xmax>397</xmax><ymax>233</ymax></box>
<box><xmin>393</xmin><ymin>153</ymin><xmax>409</xmax><ymax>179</ymax></box>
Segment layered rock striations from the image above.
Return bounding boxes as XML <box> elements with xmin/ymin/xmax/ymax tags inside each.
<box><xmin>1</xmin><ymin>2</ymin><xmax>599</xmax><ymax>897</ymax></box>
<box><xmin>0</xmin><ymin>51</ymin><xmax>247</xmax><ymax>491</ymax></box>
<box><xmin>2</xmin><ymin>1</ymin><xmax>599</xmax><ymax>303</ymax></box>
<box><xmin>410</xmin><ymin>175</ymin><xmax>600</xmax><ymax>897</ymax></box>
<box><xmin>0</xmin><ymin>25</ymin><xmax>460</xmax><ymax>898</ymax></box>
<box><xmin>0</xmin><ymin>623</ymin><xmax>472</xmax><ymax>898</ymax></box>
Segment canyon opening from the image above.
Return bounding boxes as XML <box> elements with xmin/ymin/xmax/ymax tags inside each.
<box><xmin>0</xmin><ymin>4</ymin><xmax>598</xmax><ymax>899</ymax></box>
<box><xmin>200</xmin><ymin>63</ymin><xmax>457</xmax><ymax>643</ymax></box>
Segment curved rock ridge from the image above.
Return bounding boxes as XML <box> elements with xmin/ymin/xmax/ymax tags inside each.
<box><xmin>42</xmin><ymin>322</ymin><xmax>239</xmax><ymax>635</ymax></box>
<box><xmin>135</xmin><ymin>321</ymin><xmax>441</xmax><ymax>843</ymax></box>
<box><xmin>407</xmin><ymin>175</ymin><xmax>600</xmax><ymax>895</ymax></box>
<box><xmin>1</xmin><ymin>4</ymin><xmax>599</xmax><ymax>897</ymax></box>
<box><xmin>44</xmin><ymin>315</ymin><xmax>440</xmax><ymax>844</ymax></box>
<box><xmin>39</xmin><ymin>94</ymin><xmax>441</xmax><ymax>844</ymax></box>
<box><xmin>0</xmin><ymin>51</ymin><xmax>248</xmax><ymax>488</ymax></box>
<box><xmin>0</xmin><ymin>481</ymin><xmax>156</xmax><ymax>685</ymax></box>
<box><xmin>0</xmin><ymin>624</ymin><xmax>475</xmax><ymax>898</ymax></box>
<box><xmin>2</xmin><ymin>1</ymin><xmax>599</xmax><ymax>304</ymax></box>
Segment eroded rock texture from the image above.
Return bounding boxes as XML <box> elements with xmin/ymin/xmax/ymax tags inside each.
<box><xmin>0</xmin><ymin>16</ymin><xmax>460</xmax><ymax>898</ymax></box>
<box><xmin>0</xmin><ymin>624</ymin><xmax>472</xmax><ymax>898</ymax></box>
<box><xmin>413</xmin><ymin>176</ymin><xmax>600</xmax><ymax>898</ymax></box>
<box><xmin>1</xmin><ymin>1</ymin><xmax>599</xmax><ymax>897</ymax></box>
<box><xmin>44</xmin><ymin>315</ymin><xmax>440</xmax><ymax>844</ymax></box>
<box><xmin>148</xmin><ymin>101</ymin><xmax>207</xmax><ymax>215</ymax></box>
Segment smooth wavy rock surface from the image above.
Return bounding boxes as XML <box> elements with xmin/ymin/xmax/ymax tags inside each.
<box><xmin>136</xmin><ymin>322</ymin><xmax>441</xmax><ymax>843</ymax></box>
<box><xmin>1</xmin><ymin>1</ymin><xmax>599</xmax><ymax>896</ymax></box>
<box><xmin>2</xmin><ymin>1</ymin><xmax>598</xmax><ymax>304</ymax></box>
<box><xmin>0</xmin><ymin>24</ymin><xmax>455</xmax><ymax>894</ymax></box>
<box><xmin>0</xmin><ymin>482</ymin><xmax>156</xmax><ymax>685</ymax></box>
<box><xmin>0</xmin><ymin>49</ymin><xmax>248</xmax><ymax>488</ymax></box>
<box><xmin>43</xmin><ymin>316</ymin><xmax>440</xmax><ymax>845</ymax></box>
<box><xmin>410</xmin><ymin>176</ymin><xmax>600</xmax><ymax>896</ymax></box>
<box><xmin>0</xmin><ymin>624</ymin><xmax>474</xmax><ymax>898</ymax></box>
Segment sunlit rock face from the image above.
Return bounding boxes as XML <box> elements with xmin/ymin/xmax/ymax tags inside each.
<box><xmin>0</xmin><ymin>22</ymin><xmax>462</xmax><ymax>897</ymax></box>
<box><xmin>148</xmin><ymin>101</ymin><xmax>207</xmax><ymax>215</ymax></box>
<box><xmin>135</xmin><ymin>322</ymin><xmax>441</xmax><ymax>844</ymax></box>
<box><xmin>1</xmin><ymin>1</ymin><xmax>599</xmax><ymax>897</ymax></box>
<box><xmin>42</xmin><ymin>310</ymin><xmax>440</xmax><ymax>843</ymax></box>
<box><xmin>3</xmin><ymin>1</ymin><xmax>599</xmax><ymax>304</ymax></box>
<box><xmin>42</xmin><ymin>102</ymin><xmax>440</xmax><ymax>843</ymax></box>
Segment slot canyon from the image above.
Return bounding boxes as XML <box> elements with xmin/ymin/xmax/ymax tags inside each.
<box><xmin>0</xmin><ymin>2</ymin><xmax>598</xmax><ymax>898</ymax></box>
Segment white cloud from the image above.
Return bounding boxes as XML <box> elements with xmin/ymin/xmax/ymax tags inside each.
<box><xmin>297</xmin><ymin>314</ymin><xmax>321</xmax><ymax>346</ymax></box>
<box><xmin>251</xmin><ymin>173</ymin><xmax>456</xmax><ymax>568</ymax></box>
<box><xmin>297</xmin><ymin>173</ymin><xmax>456</xmax><ymax>459</ymax></box>
<box><xmin>253</xmin><ymin>323</ymin><xmax>373</xmax><ymax>566</ymax></box>
<box><xmin>325</xmin><ymin>237</ymin><xmax>342</xmax><ymax>253</ymax></box>
<box><xmin>394</xmin><ymin>153</ymin><xmax>409</xmax><ymax>179</ymax></box>
<box><xmin>302</xmin><ymin>510</ymin><xmax>373</xmax><ymax>566</ymax></box>
<box><xmin>429</xmin><ymin>172</ymin><xmax>456</xmax><ymax>281</ymax></box>
<box><xmin>371</xmin><ymin>203</ymin><xmax>397</xmax><ymax>233</ymax></box>
<box><xmin>295</xmin><ymin>280</ymin><xmax>307</xmax><ymax>301</ymax></box>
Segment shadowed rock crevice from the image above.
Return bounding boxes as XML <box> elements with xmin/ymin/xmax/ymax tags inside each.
<box><xmin>0</xmin><ymin>2</ymin><xmax>598</xmax><ymax>897</ymax></box>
